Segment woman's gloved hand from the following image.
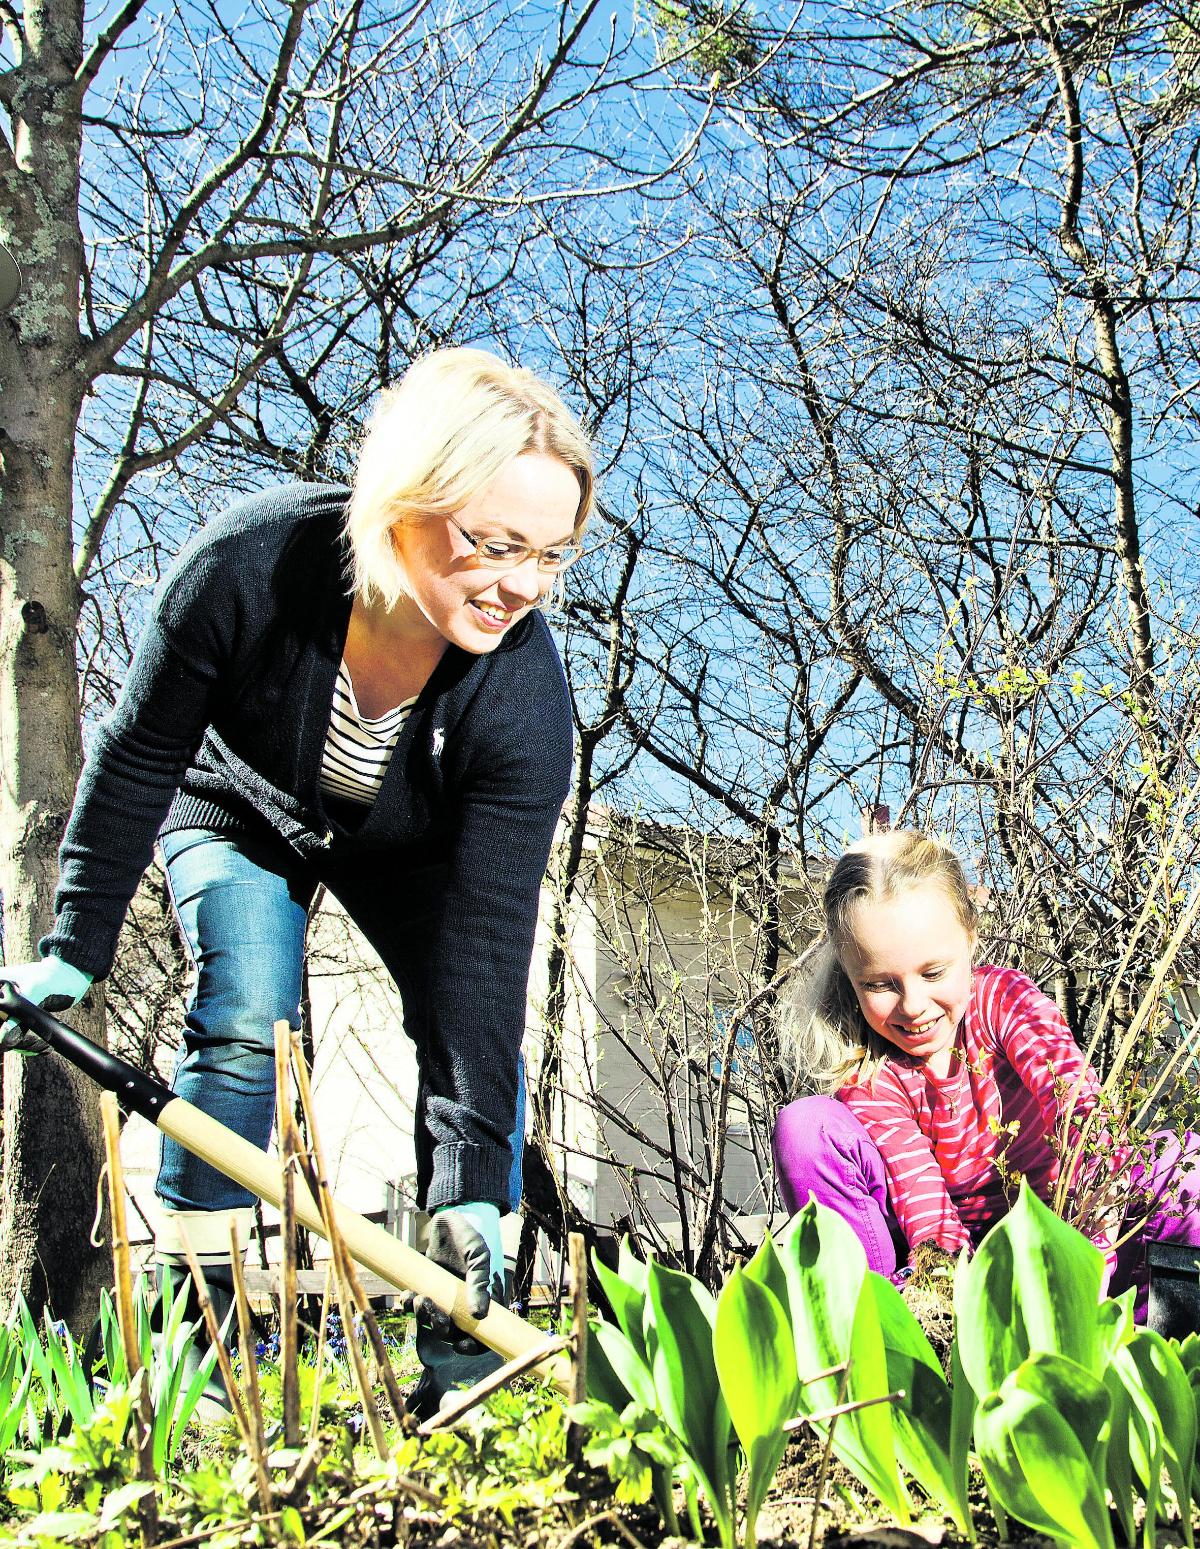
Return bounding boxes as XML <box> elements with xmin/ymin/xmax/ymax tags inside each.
<box><xmin>401</xmin><ymin>1201</ymin><xmax>505</xmax><ymax>1351</ymax></box>
<box><xmin>0</xmin><ymin>956</ymin><xmax>93</xmax><ymax>1053</ymax></box>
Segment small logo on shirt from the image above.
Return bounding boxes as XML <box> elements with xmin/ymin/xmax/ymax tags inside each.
<box><xmin>432</xmin><ymin>727</ymin><xmax>445</xmax><ymax>760</ymax></box>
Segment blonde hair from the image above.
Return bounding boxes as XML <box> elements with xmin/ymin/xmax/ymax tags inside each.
<box><xmin>346</xmin><ymin>348</ymin><xmax>595</xmax><ymax>610</ymax></box>
<box><xmin>777</xmin><ymin>831</ymin><xmax>978</xmax><ymax>1093</ymax></box>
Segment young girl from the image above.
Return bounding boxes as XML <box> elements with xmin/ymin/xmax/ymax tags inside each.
<box><xmin>772</xmin><ymin>830</ymin><xmax>1200</xmax><ymax>1321</ymax></box>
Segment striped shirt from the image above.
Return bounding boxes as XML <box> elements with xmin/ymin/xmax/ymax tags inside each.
<box><xmin>838</xmin><ymin>965</ymin><xmax>1104</xmax><ymax>1255</ymax></box>
<box><xmin>318</xmin><ymin>660</ymin><xmax>415</xmax><ymax>805</ymax></box>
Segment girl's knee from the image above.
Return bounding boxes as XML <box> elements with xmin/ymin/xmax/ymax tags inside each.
<box><xmin>774</xmin><ymin>1096</ymin><xmax>848</xmax><ymax>1211</ymax></box>
<box><xmin>774</xmin><ymin>1095</ymin><xmax>843</xmax><ymax>1159</ymax></box>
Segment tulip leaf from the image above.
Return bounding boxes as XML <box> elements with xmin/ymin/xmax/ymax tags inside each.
<box><xmin>975</xmin><ymin>1381</ymin><xmax>1114</xmax><ymax>1549</ymax></box>
<box><xmin>779</xmin><ymin>1200</ymin><xmax>910</xmax><ymax>1525</ymax></box>
<box><xmin>587</xmin><ymin>1319</ymin><xmax>657</xmax><ymax>1413</ymax></box>
<box><xmin>1125</xmin><ymin>1329</ymin><xmax>1195</xmax><ymax>1546</ymax></box>
<box><xmin>593</xmin><ymin>1242</ymin><xmax>650</xmax><ymax>1366</ymax></box>
<box><xmin>955</xmin><ymin>1182</ymin><xmax>1105</xmax><ymax>1399</ymax></box>
<box><xmin>645</xmin><ymin>1257</ymin><xmax>734</xmax><ymax>1545</ymax></box>
<box><xmin>869</xmin><ymin>1271</ymin><xmax>969</xmax><ymax>1533</ymax></box>
<box><xmin>714</xmin><ymin>1268</ymin><xmax>799</xmax><ymax>1546</ymax></box>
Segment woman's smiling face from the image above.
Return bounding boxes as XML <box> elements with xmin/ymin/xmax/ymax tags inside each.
<box><xmin>389</xmin><ymin>451</ymin><xmax>581</xmax><ymax>653</ymax></box>
<box><xmin>838</xmin><ymin>882</ymin><xmax>976</xmax><ymax>1068</ymax></box>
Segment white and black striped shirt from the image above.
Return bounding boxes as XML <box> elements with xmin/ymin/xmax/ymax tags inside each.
<box><xmin>318</xmin><ymin>660</ymin><xmax>415</xmax><ymax>805</ymax></box>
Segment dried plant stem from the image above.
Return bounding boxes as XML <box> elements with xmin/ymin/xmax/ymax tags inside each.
<box><xmin>341</xmin><ymin>1253</ymin><xmax>414</xmax><ymax>1432</ymax></box>
<box><xmin>286</xmin><ymin>1032</ymin><xmax>391</xmax><ymax>1459</ymax></box>
<box><xmin>229</xmin><ymin>1218</ymin><xmax>270</xmax><ymax>1499</ymax></box>
<box><xmin>785</xmin><ymin>1387</ymin><xmax>905</xmax><ymax>1432</ymax></box>
<box><xmin>417</xmin><ymin>1334</ymin><xmax>573</xmax><ymax>1435</ymax></box>
<box><xmin>554</xmin><ymin>1510</ymin><xmax>651</xmax><ymax>1549</ymax></box>
<box><xmin>274</xmin><ymin>1020</ymin><xmax>301</xmax><ymax>1447</ymax></box>
<box><xmin>567</xmin><ymin>1232</ymin><xmax>588</xmax><ymax>1465</ymax></box>
<box><xmin>308</xmin><ymin>1263</ymin><xmax>335</xmax><ymax>1443</ymax></box>
<box><xmin>100</xmin><ymin>1092</ymin><xmax>158</xmax><ymax>1544</ymax></box>
<box><xmin>175</xmin><ymin>1223</ymin><xmax>272</xmax><ymax>1514</ymax></box>
<box><xmin>799</xmin><ymin>1361</ymin><xmax>849</xmax><ymax>1388</ymax></box>
<box><xmin>805</xmin><ymin>1358</ymin><xmax>851</xmax><ymax>1549</ymax></box>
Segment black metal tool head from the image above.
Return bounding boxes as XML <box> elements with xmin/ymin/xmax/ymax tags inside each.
<box><xmin>0</xmin><ymin>244</ymin><xmax>21</xmax><ymax>312</ymax></box>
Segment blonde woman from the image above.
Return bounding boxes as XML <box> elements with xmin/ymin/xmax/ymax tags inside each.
<box><xmin>773</xmin><ymin>831</ymin><xmax>1200</xmax><ymax>1331</ymax></box>
<box><xmin>0</xmin><ymin>348</ymin><xmax>594</xmax><ymax>1413</ymax></box>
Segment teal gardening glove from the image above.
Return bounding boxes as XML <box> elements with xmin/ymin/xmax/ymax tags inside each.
<box><xmin>406</xmin><ymin>1200</ymin><xmax>507</xmax><ymax>1420</ymax></box>
<box><xmin>0</xmin><ymin>955</ymin><xmax>93</xmax><ymax>1053</ymax></box>
<box><xmin>404</xmin><ymin>1201</ymin><xmax>505</xmax><ymax>1339</ymax></box>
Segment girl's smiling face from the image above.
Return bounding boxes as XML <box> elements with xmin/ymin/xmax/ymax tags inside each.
<box><xmin>838</xmin><ymin>882</ymin><xmax>976</xmax><ymax>1069</ymax></box>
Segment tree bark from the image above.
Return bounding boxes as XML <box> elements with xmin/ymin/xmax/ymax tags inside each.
<box><xmin>0</xmin><ymin>0</ymin><xmax>108</xmax><ymax>1325</ymax></box>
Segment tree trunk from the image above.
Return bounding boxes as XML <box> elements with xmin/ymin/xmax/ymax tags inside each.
<box><xmin>0</xmin><ymin>0</ymin><xmax>108</xmax><ymax>1326</ymax></box>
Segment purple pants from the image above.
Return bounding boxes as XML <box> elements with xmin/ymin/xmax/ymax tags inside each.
<box><xmin>772</xmin><ymin>1095</ymin><xmax>1200</xmax><ymax>1312</ymax></box>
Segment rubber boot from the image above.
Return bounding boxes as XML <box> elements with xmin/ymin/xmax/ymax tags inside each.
<box><xmin>408</xmin><ymin>1325</ymin><xmax>504</xmax><ymax>1420</ymax></box>
<box><xmin>407</xmin><ymin>1270</ymin><xmax>507</xmax><ymax>1422</ymax></box>
<box><xmin>154</xmin><ymin>1258</ymin><xmax>236</xmax><ymax>1419</ymax></box>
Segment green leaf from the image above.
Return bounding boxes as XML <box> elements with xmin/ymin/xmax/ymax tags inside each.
<box><xmin>593</xmin><ymin>1244</ymin><xmax>650</xmax><ymax>1368</ymax></box>
<box><xmin>742</xmin><ymin>1232</ymin><xmax>790</xmax><ymax>1310</ymax></box>
<box><xmin>955</xmin><ymin>1182</ymin><xmax>1105</xmax><ymax>1398</ymax></box>
<box><xmin>868</xmin><ymin>1272</ymin><xmax>969</xmax><ymax>1534</ymax></box>
<box><xmin>1102</xmin><ymin>1363</ymin><xmax>1137</xmax><ymax>1545</ymax></box>
<box><xmin>1112</xmin><ymin>1340</ymin><xmax>1164</xmax><ymax>1529</ymax></box>
<box><xmin>97</xmin><ymin>1480</ymin><xmax>156</xmax><ymax>1531</ymax></box>
<box><xmin>1011</xmin><ymin>1353</ymin><xmax>1112</xmax><ymax>1474</ymax></box>
<box><xmin>778</xmin><ymin>1200</ymin><xmax>910</xmax><ymax>1525</ymax></box>
<box><xmin>1124</xmin><ymin>1329</ymin><xmax>1195</xmax><ymax>1546</ymax></box>
<box><xmin>975</xmin><ymin>1380</ymin><xmax>1114</xmax><ymax>1549</ymax></box>
<box><xmin>587</xmin><ymin>1320</ymin><xmax>657</xmax><ymax>1412</ymax></box>
<box><xmin>645</xmin><ymin>1258</ymin><xmax>734</xmax><ymax>1545</ymax></box>
<box><xmin>949</xmin><ymin>1333</ymin><xmax>976</xmax><ymax>1541</ymax></box>
<box><xmin>714</xmin><ymin>1268</ymin><xmax>799</xmax><ymax>1544</ymax></box>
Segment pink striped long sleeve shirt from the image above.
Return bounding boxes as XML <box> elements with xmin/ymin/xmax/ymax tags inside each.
<box><xmin>838</xmin><ymin>964</ymin><xmax>1102</xmax><ymax>1254</ymax></box>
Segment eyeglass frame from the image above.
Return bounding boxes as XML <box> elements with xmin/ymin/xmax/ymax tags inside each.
<box><xmin>448</xmin><ymin>517</ymin><xmax>583</xmax><ymax>575</ymax></box>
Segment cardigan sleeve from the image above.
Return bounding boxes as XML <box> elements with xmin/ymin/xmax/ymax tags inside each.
<box><xmin>396</xmin><ymin>626</ymin><xmax>573</xmax><ymax>1213</ymax></box>
<box><xmin>40</xmin><ymin>543</ymin><xmax>236</xmax><ymax>978</ymax></box>
<box><xmin>840</xmin><ymin>1069</ymin><xmax>973</xmax><ymax>1254</ymax></box>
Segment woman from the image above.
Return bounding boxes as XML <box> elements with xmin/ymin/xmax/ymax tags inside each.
<box><xmin>0</xmin><ymin>348</ymin><xmax>594</xmax><ymax>1413</ymax></box>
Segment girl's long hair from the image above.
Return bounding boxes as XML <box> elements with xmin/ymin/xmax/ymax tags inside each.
<box><xmin>778</xmin><ymin>830</ymin><xmax>978</xmax><ymax>1094</ymax></box>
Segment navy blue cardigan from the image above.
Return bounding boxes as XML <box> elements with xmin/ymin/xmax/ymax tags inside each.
<box><xmin>44</xmin><ymin>484</ymin><xmax>574</xmax><ymax>1211</ymax></box>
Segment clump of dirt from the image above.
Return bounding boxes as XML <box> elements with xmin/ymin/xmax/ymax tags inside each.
<box><xmin>901</xmin><ymin>1284</ymin><xmax>955</xmax><ymax>1379</ymax></box>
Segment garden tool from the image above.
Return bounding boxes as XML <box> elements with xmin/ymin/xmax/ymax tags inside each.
<box><xmin>0</xmin><ymin>242</ymin><xmax>21</xmax><ymax>311</ymax></box>
<box><xmin>0</xmin><ymin>985</ymin><xmax>571</xmax><ymax>1394</ymax></box>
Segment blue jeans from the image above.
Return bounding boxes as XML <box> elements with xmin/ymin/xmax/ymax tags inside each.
<box><xmin>158</xmin><ymin>829</ymin><xmax>315</xmax><ymax>1212</ymax></box>
<box><xmin>157</xmin><ymin>827</ymin><xmax>527</xmax><ymax>1215</ymax></box>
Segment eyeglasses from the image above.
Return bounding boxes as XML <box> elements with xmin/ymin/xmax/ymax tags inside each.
<box><xmin>450</xmin><ymin>519</ymin><xmax>582</xmax><ymax>574</ymax></box>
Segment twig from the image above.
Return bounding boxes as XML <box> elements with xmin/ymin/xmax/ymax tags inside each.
<box><xmin>417</xmin><ymin>1334</ymin><xmax>573</xmax><ymax>1434</ymax></box>
<box><xmin>274</xmin><ymin>1020</ymin><xmax>301</xmax><ymax>1448</ymax></box>
<box><xmin>806</xmin><ymin>1357</ymin><xmax>851</xmax><ymax>1549</ymax></box>
<box><xmin>567</xmin><ymin>1231</ymin><xmax>588</xmax><ymax>1464</ymax></box>
<box><xmin>175</xmin><ymin>1223</ymin><xmax>272</xmax><ymax>1514</ymax></box>
<box><xmin>554</xmin><ymin>1509</ymin><xmax>650</xmax><ymax>1549</ymax></box>
<box><xmin>287</xmin><ymin>1031</ymin><xmax>391</xmax><ymax>1460</ymax></box>
<box><xmin>799</xmin><ymin>1361</ymin><xmax>849</xmax><ymax>1387</ymax></box>
<box><xmin>229</xmin><ymin>1218</ymin><xmax>271</xmax><ymax>1511</ymax></box>
<box><xmin>308</xmin><ymin>1263</ymin><xmax>334</xmax><ymax>1444</ymax></box>
<box><xmin>100</xmin><ymin>1091</ymin><xmax>159</xmax><ymax>1545</ymax></box>
<box><xmin>785</xmin><ymin>1387</ymin><xmax>905</xmax><ymax>1433</ymax></box>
